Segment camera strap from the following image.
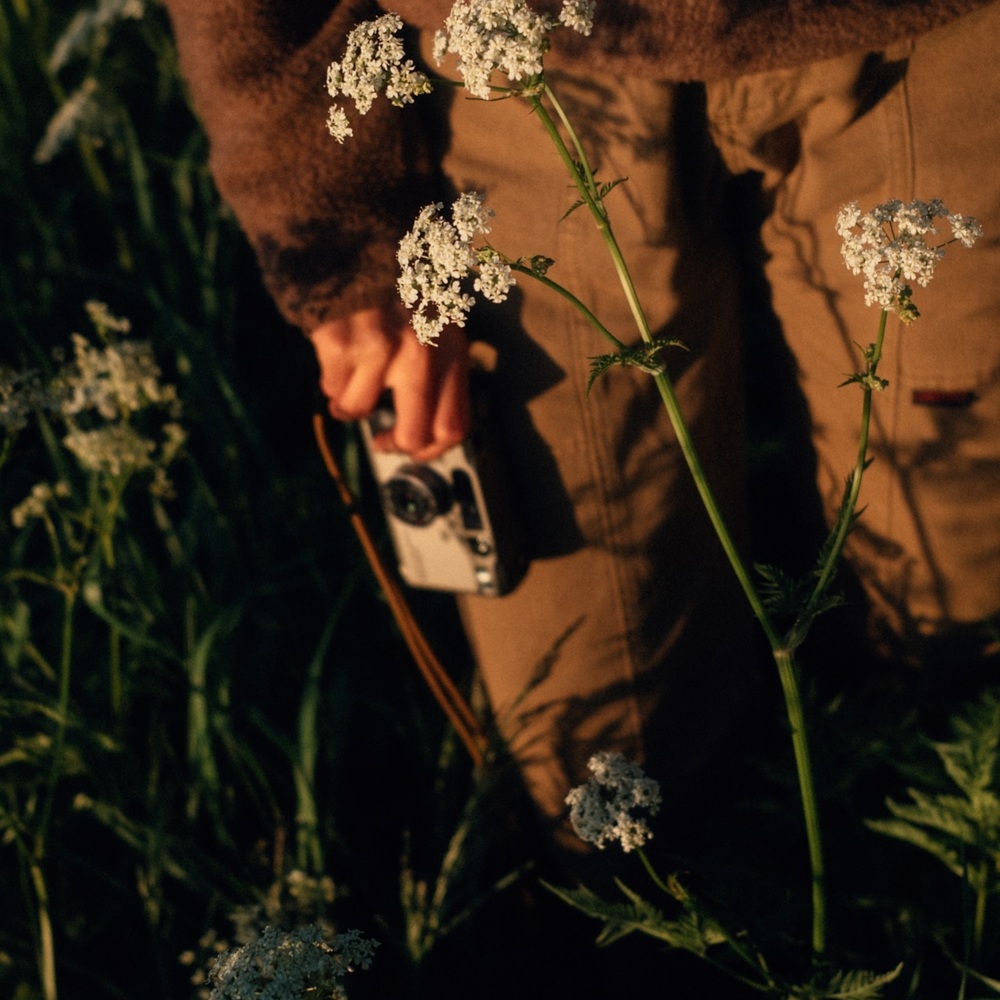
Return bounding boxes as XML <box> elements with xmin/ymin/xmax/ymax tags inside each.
<box><xmin>312</xmin><ymin>411</ymin><xmax>488</xmax><ymax>767</ymax></box>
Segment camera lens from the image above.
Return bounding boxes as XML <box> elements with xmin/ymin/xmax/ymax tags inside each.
<box><xmin>384</xmin><ymin>464</ymin><xmax>453</xmax><ymax>526</ymax></box>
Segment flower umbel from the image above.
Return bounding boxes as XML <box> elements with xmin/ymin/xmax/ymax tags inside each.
<box><xmin>565</xmin><ymin>751</ymin><xmax>661</xmax><ymax>852</ymax></box>
<box><xmin>433</xmin><ymin>0</ymin><xmax>595</xmax><ymax>100</ymax></box>
<box><xmin>208</xmin><ymin>924</ymin><xmax>378</xmax><ymax>1000</ymax></box>
<box><xmin>326</xmin><ymin>13</ymin><xmax>431</xmax><ymax>142</ymax></box>
<box><xmin>397</xmin><ymin>192</ymin><xmax>515</xmax><ymax>345</ymax></box>
<box><xmin>837</xmin><ymin>199</ymin><xmax>982</xmax><ymax>322</ymax></box>
<box><xmin>558</xmin><ymin>0</ymin><xmax>596</xmax><ymax>35</ymax></box>
<box><xmin>0</xmin><ymin>368</ymin><xmax>54</xmax><ymax>435</ymax></box>
<box><xmin>39</xmin><ymin>303</ymin><xmax>186</xmax><ymax>487</ymax></box>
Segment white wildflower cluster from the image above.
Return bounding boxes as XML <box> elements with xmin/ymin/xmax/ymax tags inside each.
<box><xmin>7</xmin><ymin>305</ymin><xmax>187</xmax><ymax>526</ymax></box>
<box><xmin>63</xmin><ymin>423</ymin><xmax>157</xmax><ymax>476</ymax></box>
<box><xmin>11</xmin><ymin>481</ymin><xmax>71</xmax><ymax>529</ymax></box>
<box><xmin>397</xmin><ymin>192</ymin><xmax>515</xmax><ymax>345</ymax></box>
<box><xmin>207</xmin><ymin>924</ymin><xmax>377</xmax><ymax>1000</ymax></box>
<box><xmin>565</xmin><ymin>751</ymin><xmax>662</xmax><ymax>853</ymax></box>
<box><xmin>182</xmin><ymin>871</ymin><xmax>342</xmax><ymax>997</ymax></box>
<box><xmin>433</xmin><ymin>0</ymin><xmax>595</xmax><ymax>100</ymax></box>
<box><xmin>558</xmin><ymin>0</ymin><xmax>596</xmax><ymax>35</ymax></box>
<box><xmin>326</xmin><ymin>13</ymin><xmax>432</xmax><ymax>143</ymax></box>
<box><xmin>837</xmin><ymin>199</ymin><xmax>983</xmax><ymax>322</ymax></box>
<box><xmin>61</xmin><ymin>332</ymin><xmax>175</xmax><ymax>420</ymax></box>
<box><xmin>34</xmin><ymin>77</ymin><xmax>118</xmax><ymax>164</ymax></box>
<box><xmin>0</xmin><ymin>368</ymin><xmax>55</xmax><ymax>435</ymax></box>
<box><xmin>51</xmin><ymin>303</ymin><xmax>185</xmax><ymax>481</ymax></box>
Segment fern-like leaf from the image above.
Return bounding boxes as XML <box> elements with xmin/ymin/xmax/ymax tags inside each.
<box><xmin>867</xmin><ymin>688</ymin><xmax>1000</xmax><ymax>884</ymax></box>
<box><xmin>796</xmin><ymin>963</ymin><xmax>903</xmax><ymax>1000</ymax></box>
<box><xmin>542</xmin><ymin>879</ymin><xmax>724</xmax><ymax>954</ymax></box>
<box><xmin>587</xmin><ymin>338</ymin><xmax>685</xmax><ymax>393</ymax></box>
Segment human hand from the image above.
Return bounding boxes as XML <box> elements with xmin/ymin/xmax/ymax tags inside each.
<box><xmin>309</xmin><ymin>305</ymin><xmax>470</xmax><ymax>461</ymax></box>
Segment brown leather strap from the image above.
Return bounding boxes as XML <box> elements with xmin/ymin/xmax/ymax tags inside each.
<box><xmin>313</xmin><ymin>412</ymin><xmax>487</xmax><ymax>767</ymax></box>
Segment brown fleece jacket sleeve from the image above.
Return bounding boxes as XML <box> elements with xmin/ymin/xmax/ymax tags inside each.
<box><xmin>548</xmin><ymin>0</ymin><xmax>992</xmax><ymax>79</ymax></box>
<box><xmin>162</xmin><ymin>0</ymin><xmax>443</xmax><ymax>331</ymax></box>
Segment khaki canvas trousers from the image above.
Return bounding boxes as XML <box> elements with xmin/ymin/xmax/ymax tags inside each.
<box><xmin>423</xmin><ymin>2</ymin><xmax>1000</xmax><ymax>856</ymax></box>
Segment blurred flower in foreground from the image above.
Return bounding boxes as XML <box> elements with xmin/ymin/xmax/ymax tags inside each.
<box><xmin>208</xmin><ymin>924</ymin><xmax>377</xmax><ymax>1000</ymax></box>
<box><xmin>565</xmin><ymin>751</ymin><xmax>661</xmax><ymax>852</ymax></box>
<box><xmin>837</xmin><ymin>198</ymin><xmax>982</xmax><ymax>323</ymax></box>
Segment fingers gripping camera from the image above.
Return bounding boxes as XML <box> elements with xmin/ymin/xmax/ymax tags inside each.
<box><xmin>360</xmin><ymin>398</ymin><xmax>526</xmax><ymax>596</ymax></box>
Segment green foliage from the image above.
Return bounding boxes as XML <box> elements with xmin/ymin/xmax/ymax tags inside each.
<box><xmin>546</xmin><ymin>872</ymin><xmax>904</xmax><ymax>999</ymax></box>
<box><xmin>867</xmin><ymin>690</ymin><xmax>1000</xmax><ymax>889</ymax></box>
<box><xmin>561</xmin><ymin>169</ymin><xmax>627</xmax><ymax>220</ymax></box>
<box><xmin>586</xmin><ymin>337</ymin><xmax>686</xmax><ymax>393</ymax></box>
<box><xmin>791</xmin><ymin>964</ymin><xmax>903</xmax><ymax>1000</ymax></box>
<box><xmin>543</xmin><ymin>878</ymin><xmax>727</xmax><ymax>952</ymax></box>
<box><xmin>0</xmin><ymin>3</ymin><xmax>502</xmax><ymax>999</ymax></box>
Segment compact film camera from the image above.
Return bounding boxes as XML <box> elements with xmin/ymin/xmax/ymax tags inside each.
<box><xmin>359</xmin><ymin>392</ymin><xmax>525</xmax><ymax>597</ymax></box>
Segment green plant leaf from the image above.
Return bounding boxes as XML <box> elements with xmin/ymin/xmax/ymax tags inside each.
<box><xmin>587</xmin><ymin>338</ymin><xmax>685</xmax><ymax>393</ymax></box>
<box><xmin>792</xmin><ymin>963</ymin><xmax>903</xmax><ymax>999</ymax></box>
<box><xmin>542</xmin><ymin>879</ymin><xmax>724</xmax><ymax>954</ymax></box>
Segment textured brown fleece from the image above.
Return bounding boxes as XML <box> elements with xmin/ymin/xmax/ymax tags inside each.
<box><xmin>163</xmin><ymin>0</ymin><xmax>992</xmax><ymax>331</ymax></box>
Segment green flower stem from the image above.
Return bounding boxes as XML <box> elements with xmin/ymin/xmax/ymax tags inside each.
<box><xmin>533</xmin><ymin>87</ymin><xmax>779</xmax><ymax>640</ymax></box>
<box><xmin>774</xmin><ymin>646</ymin><xmax>825</xmax><ymax>957</ymax></box>
<box><xmin>109</xmin><ymin>623</ymin><xmax>122</xmax><ymax>718</ymax></box>
<box><xmin>636</xmin><ymin>846</ymin><xmax>671</xmax><ymax>895</ymax></box>
<box><xmin>0</xmin><ymin>803</ymin><xmax>58</xmax><ymax>1000</ymax></box>
<box><xmin>36</xmin><ymin>589</ymin><xmax>76</xmax><ymax>853</ymax></box>
<box><xmin>29</xmin><ymin>860</ymin><xmax>57</xmax><ymax>1000</ymax></box>
<box><xmin>973</xmin><ymin>871</ymin><xmax>987</xmax><ymax>965</ymax></box>
<box><xmin>640</xmin><ymin>851</ymin><xmax>777</xmax><ymax>992</ymax></box>
<box><xmin>295</xmin><ymin>610</ymin><xmax>345</xmax><ymax>875</ymax></box>
<box><xmin>535</xmin><ymin>76</ymin><xmax>826</xmax><ymax>958</ymax></box>
<box><xmin>807</xmin><ymin>308</ymin><xmax>889</xmax><ymax>614</ymax></box>
<box><xmin>542</xmin><ymin>82</ymin><xmax>603</xmax><ymax>216</ymax></box>
<box><xmin>507</xmin><ymin>260</ymin><xmax>627</xmax><ymax>350</ymax></box>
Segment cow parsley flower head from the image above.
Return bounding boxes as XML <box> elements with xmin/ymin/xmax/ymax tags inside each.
<box><xmin>558</xmin><ymin>0</ymin><xmax>596</xmax><ymax>34</ymax></box>
<box><xmin>837</xmin><ymin>199</ymin><xmax>982</xmax><ymax>323</ymax></box>
<box><xmin>59</xmin><ymin>332</ymin><xmax>177</xmax><ymax>420</ymax></box>
<box><xmin>565</xmin><ymin>751</ymin><xmax>661</xmax><ymax>852</ymax></box>
<box><xmin>0</xmin><ymin>368</ymin><xmax>55</xmax><ymax>435</ymax></box>
<box><xmin>11</xmin><ymin>481</ymin><xmax>71</xmax><ymax>529</ymax></box>
<box><xmin>48</xmin><ymin>305</ymin><xmax>186</xmax><ymax>487</ymax></box>
<box><xmin>63</xmin><ymin>423</ymin><xmax>157</xmax><ymax>475</ymax></box>
<box><xmin>326</xmin><ymin>13</ymin><xmax>432</xmax><ymax>143</ymax></box>
<box><xmin>397</xmin><ymin>192</ymin><xmax>515</xmax><ymax>345</ymax></box>
<box><xmin>474</xmin><ymin>254</ymin><xmax>515</xmax><ymax>301</ymax></box>
<box><xmin>208</xmin><ymin>924</ymin><xmax>378</xmax><ymax>1000</ymax></box>
<box><xmin>434</xmin><ymin>0</ymin><xmax>595</xmax><ymax>100</ymax></box>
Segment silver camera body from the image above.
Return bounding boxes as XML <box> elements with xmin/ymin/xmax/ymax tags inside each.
<box><xmin>360</xmin><ymin>398</ymin><xmax>525</xmax><ymax>597</ymax></box>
